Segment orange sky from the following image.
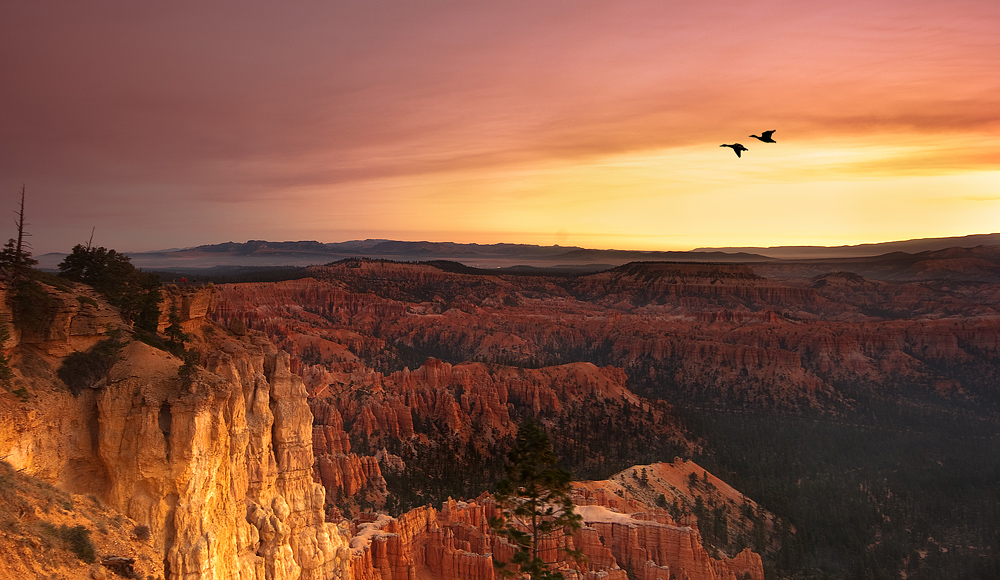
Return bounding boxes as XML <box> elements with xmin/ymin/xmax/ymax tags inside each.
<box><xmin>1</xmin><ymin>1</ymin><xmax>998</xmax><ymax>254</ymax></box>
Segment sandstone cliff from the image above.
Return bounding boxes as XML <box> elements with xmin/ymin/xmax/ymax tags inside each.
<box><xmin>0</xmin><ymin>283</ymin><xmax>352</xmax><ymax>580</ymax></box>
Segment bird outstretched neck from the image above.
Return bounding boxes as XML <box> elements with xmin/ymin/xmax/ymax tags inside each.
<box><xmin>720</xmin><ymin>143</ymin><xmax>748</xmax><ymax>158</ymax></box>
<box><xmin>750</xmin><ymin>130</ymin><xmax>777</xmax><ymax>143</ymax></box>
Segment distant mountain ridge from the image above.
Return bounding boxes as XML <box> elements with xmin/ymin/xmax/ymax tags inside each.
<box><xmin>35</xmin><ymin>233</ymin><xmax>1000</xmax><ymax>272</ymax></box>
<box><xmin>695</xmin><ymin>232</ymin><xmax>1000</xmax><ymax>259</ymax></box>
<box><xmin>38</xmin><ymin>239</ymin><xmax>776</xmax><ymax>271</ymax></box>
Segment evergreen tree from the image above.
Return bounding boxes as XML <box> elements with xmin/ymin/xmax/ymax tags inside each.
<box><xmin>490</xmin><ymin>419</ymin><xmax>584</xmax><ymax>580</ymax></box>
<box><xmin>58</xmin><ymin>244</ymin><xmax>162</xmax><ymax>330</ymax></box>
<box><xmin>164</xmin><ymin>304</ymin><xmax>188</xmax><ymax>356</ymax></box>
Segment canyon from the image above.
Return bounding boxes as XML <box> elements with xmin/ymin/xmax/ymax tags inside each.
<box><xmin>212</xmin><ymin>257</ymin><xmax>1000</xmax><ymax>412</ymax></box>
<box><xmin>3</xmin><ymin>244</ymin><xmax>998</xmax><ymax>579</ymax></box>
<box><xmin>0</xmin><ymin>279</ymin><xmax>766</xmax><ymax>580</ymax></box>
<box><xmin>203</xmin><ymin>253</ymin><xmax>1000</xmax><ymax>577</ymax></box>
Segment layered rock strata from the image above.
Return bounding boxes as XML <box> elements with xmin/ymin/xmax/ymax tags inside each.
<box><xmin>0</xmin><ymin>282</ymin><xmax>352</xmax><ymax>580</ymax></box>
<box><xmin>213</xmin><ymin>260</ymin><xmax>1000</xmax><ymax>410</ymax></box>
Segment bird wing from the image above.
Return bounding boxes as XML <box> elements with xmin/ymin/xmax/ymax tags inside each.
<box><xmin>762</xmin><ymin>130</ymin><xmax>776</xmax><ymax>139</ymax></box>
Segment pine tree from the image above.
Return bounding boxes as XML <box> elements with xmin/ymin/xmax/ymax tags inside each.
<box><xmin>164</xmin><ymin>304</ymin><xmax>188</xmax><ymax>356</ymax></box>
<box><xmin>58</xmin><ymin>244</ymin><xmax>162</xmax><ymax>329</ymax></box>
<box><xmin>490</xmin><ymin>419</ymin><xmax>584</xmax><ymax>580</ymax></box>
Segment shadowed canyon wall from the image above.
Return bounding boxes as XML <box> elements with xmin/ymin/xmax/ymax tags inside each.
<box><xmin>213</xmin><ymin>260</ymin><xmax>1000</xmax><ymax>411</ymax></box>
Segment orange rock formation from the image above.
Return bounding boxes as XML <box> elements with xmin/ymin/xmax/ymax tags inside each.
<box><xmin>1</xmin><ymin>284</ymin><xmax>352</xmax><ymax>580</ymax></box>
<box><xmin>346</xmin><ymin>482</ymin><xmax>763</xmax><ymax>580</ymax></box>
<box><xmin>213</xmin><ymin>261</ymin><xmax>1000</xmax><ymax>410</ymax></box>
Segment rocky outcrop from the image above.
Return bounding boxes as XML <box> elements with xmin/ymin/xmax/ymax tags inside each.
<box><xmin>567</xmin><ymin>461</ymin><xmax>767</xmax><ymax>580</ymax></box>
<box><xmin>346</xmin><ymin>486</ymin><xmax>764</xmax><ymax>580</ymax></box>
<box><xmin>1</xmin><ymin>276</ymin><xmax>777</xmax><ymax>580</ymax></box>
<box><xmin>96</xmin><ymin>339</ymin><xmax>353</xmax><ymax>580</ymax></box>
<box><xmin>158</xmin><ymin>285</ymin><xmax>218</xmax><ymax>330</ymax></box>
<box><xmin>316</xmin><ymin>453</ymin><xmax>387</xmax><ymax>511</ymax></box>
<box><xmin>0</xmin><ymin>282</ymin><xmax>216</xmax><ymax>355</ymax></box>
<box><xmin>312</xmin><ymin>358</ymin><xmax>635</xmax><ymax>441</ymax></box>
<box><xmin>0</xmin><ymin>281</ymin><xmax>353</xmax><ymax>580</ymax></box>
<box><xmin>0</xmin><ymin>281</ymin><xmax>121</xmax><ymax>356</ymax></box>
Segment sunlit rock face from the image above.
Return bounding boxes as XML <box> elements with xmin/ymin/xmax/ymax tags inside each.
<box><xmin>95</xmin><ymin>340</ymin><xmax>353</xmax><ymax>580</ymax></box>
<box><xmin>0</xmin><ymin>282</ymin><xmax>352</xmax><ymax>580</ymax></box>
<box><xmin>157</xmin><ymin>285</ymin><xmax>219</xmax><ymax>331</ymax></box>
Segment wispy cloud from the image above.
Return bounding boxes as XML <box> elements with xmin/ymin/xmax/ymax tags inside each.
<box><xmin>1</xmin><ymin>1</ymin><xmax>998</xmax><ymax>252</ymax></box>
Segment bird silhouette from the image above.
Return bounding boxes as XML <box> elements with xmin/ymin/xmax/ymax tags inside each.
<box><xmin>720</xmin><ymin>143</ymin><xmax>748</xmax><ymax>158</ymax></box>
<box><xmin>750</xmin><ymin>130</ymin><xmax>776</xmax><ymax>143</ymax></box>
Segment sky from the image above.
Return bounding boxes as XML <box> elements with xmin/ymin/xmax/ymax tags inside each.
<box><xmin>2</xmin><ymin>1</ymin><xmax>999</xmax><ymax>255</ymax></box>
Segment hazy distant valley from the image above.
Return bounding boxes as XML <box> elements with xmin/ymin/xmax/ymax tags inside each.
<box><xmin>36</xmin><ymin>232</ymin><xmax>1000</xmax><ymax>273</ymax></box>
<box><xmin>3</xmin><ymin>237</ymin><xmax>999</xmax><ymax>580</ymax></box>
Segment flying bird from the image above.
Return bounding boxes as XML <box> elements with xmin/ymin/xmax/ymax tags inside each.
<box><xmin>720</xmin><ymin>143</ymin><xmax>748</xmax><ymax>158</ymax></box>
<box><xmin>750</xmin><ymin>130</ymin><xmax>777</xmax><ymax>143</ymax></box>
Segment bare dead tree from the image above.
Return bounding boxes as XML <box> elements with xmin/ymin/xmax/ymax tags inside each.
<box><xmin>1</xmin><ymin>184</ymin><xmax>37</xmax><ymax>281</ymax></box>
<box><xmin>14</xmin><ymin>185</ymin><xmax>30</xmax><ymax>262</ymax></box>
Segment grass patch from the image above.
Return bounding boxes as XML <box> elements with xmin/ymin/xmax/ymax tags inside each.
<box><xmin>39</xmin><ymin>522</ymin><xmax>97</xmax><ymax>563</ymax></box>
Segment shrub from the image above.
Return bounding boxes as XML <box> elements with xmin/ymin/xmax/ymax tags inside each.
<box><xmin>134</xmin><ymin>328</ymin><xmax>168</xmax><ymax>351</ymax></box>
<box><xmin>57</xmin><ymin>328</ymin><xmax>128</xmax><ymax>395</ymax></box>
<box><xmin>177</xmin><ymin>349</ymin><xmax>200</xmax><ymax>386</ymax></box>
<box><xmin>163</xmin><ymin>305</ymin><xmax>187</xmax><ymax>356</ymax></box>
<box><xmin>58</xmin><ymin>245</ymin><xmax>162</xmax><ymax>331</ymax></box>
<box><xmin>39</xmin><ymin>521</ymin><xmax>97</xmax><ymax>563</ymax></box>
<box><xmin>29</xmin><ymin>269</ymin><xmax>71</xmax><ymax>292</ymax></box>
<box><xmin>61</xmin><ymin>524</ymin><xmax>96</xmax><ymax>563</ymax></box>
<box><xmin>133</xmin><ymin>524</ymin><xmax>151</xmax><ymax>542</ymax></box>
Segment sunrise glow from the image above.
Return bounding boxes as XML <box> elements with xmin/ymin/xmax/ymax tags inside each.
<box><xmin>1</xmin><ymin>1</ymin><xmax>998</xmax><ymax>253</ymax></box>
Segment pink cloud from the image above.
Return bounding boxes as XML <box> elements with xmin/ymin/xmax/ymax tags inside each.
<box><xmin>1</xmin><ymin>1</ymin><xmax>998</xmax><ymax>252</ymax></box>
